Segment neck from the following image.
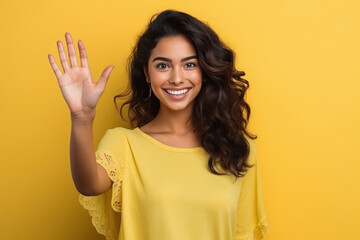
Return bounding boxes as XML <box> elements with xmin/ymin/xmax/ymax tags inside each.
<box><xmin>149</xmin><ymin>104</ymin><xmax>194</xmax><ymax>134</ymax></box>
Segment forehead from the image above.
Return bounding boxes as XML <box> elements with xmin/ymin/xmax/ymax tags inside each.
<box><xmin>149</xmin><ymin>35</ymin><xmax>196</xmax><ymax>60</ymax></box>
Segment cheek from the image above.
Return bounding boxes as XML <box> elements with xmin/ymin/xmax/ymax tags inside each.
<box><xmin>189</xmin><ymin>70</ymin><xmax>202</xmax><ymax>85</ymax></box>
<box><xmin>149</xmin><ymin>71</ymin><xmax>167</xmax><ymax>85</ymax></box>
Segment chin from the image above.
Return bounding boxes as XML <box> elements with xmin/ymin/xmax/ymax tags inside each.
<box><xmin>162</xmin><ymin>102</ymin><xmax>194</xmax><ymax>112</ymax></box>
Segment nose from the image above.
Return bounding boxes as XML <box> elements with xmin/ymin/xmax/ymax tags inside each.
<box><xmin>169</xmin><ymin>66</ymin><xmax>184</xmax><ymax>85</ymax></box>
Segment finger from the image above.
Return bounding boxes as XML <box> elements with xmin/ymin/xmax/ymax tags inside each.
<box><xmin>48</xmin><ymin>54</ymin><xmax>63</xmax><ymax>80</ymax></box>
<box><xmin>57</xmin><ymin>41</ymin><xmax>70</xmax><ymax>72</ymax></box>
<box><xmin>96</xmin><ymin>65</ymin><xmax>114</xmax><ymax>93</ymax></box>
<box><xmin>65</xmin><ymin>32</ymin><xmax>78</xmax><ymax>67</ymax></box>
<box><xmin>78</xmin><ymin>40</ymin><xmax>89</xmax><ymax>68</ymax></box>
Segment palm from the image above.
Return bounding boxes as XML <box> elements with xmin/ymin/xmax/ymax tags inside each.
<box><xmin>58</xmin><ymin>67</ymin><xmax>96</xmax><ymax>112</ymax></box>
<box><xmin>48</xmin><ymin>33</ymin><xmax>114</xmax><ymax>116</ymax></box>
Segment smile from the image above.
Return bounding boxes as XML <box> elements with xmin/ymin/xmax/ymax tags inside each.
<box><xmin>164</xmin><ymin>88</ymin><xmax>190</xmax><ymax>95</ymax></box>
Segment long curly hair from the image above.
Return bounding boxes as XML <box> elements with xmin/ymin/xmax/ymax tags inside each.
<box><xmin>114</xmin><ymin>10</ymin><xmax>256</xmax><ymax>179</ymax></box>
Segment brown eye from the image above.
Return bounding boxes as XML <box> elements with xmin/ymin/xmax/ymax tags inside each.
<box><xmin>184</xmin><ymin>62</ymin><xmax>196</xmax><ymax>68</ymax></box>
<box><xmin>156</xmin><ymin>63</ymin><xmax>169</xmax><ymax>69</ymax></box>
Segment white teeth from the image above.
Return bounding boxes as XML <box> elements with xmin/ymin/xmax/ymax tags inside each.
<box><xmin>165</xmin><ymin>89</ymin><xmax>189</xmax><ymax>95</ymax></box>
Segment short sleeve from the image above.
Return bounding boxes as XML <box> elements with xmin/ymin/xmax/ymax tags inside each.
<box><xmin>78</xmin><ymin>128</ymin><xmax>128</xmax><ymax>240</ymax></box>
<box><xmin>235</xmin><ymin>140</ymin><xmax>270</xmax><ymax>240</ymax></box>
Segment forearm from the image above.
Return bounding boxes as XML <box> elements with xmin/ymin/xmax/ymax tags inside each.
<box><xmin>69</xmin><ymin>113</ymin><xmax>109</xmax><ymax>195</ymax></box>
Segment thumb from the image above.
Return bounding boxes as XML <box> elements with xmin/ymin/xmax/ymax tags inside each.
<box><xmin>96</xmin><ymin>65</ymin><xmax>114</xmax><ymax>93</ymax></box>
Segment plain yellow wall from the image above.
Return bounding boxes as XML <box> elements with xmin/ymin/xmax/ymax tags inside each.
<box><xmin>1</xmin><ymin>0</ymin><xmax>359</xmax><ymax>239</ymax></box>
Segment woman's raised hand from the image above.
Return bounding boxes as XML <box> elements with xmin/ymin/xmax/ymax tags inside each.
<box><xmin>48</xmin><ymin>33</ymin><xmax>114</xmax><ymax>121</ymax></box>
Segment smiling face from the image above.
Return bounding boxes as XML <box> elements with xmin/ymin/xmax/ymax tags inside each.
<box><xmin>145</xmin><ymin>34</ymin><xmax>202</xmax><ymax>113</ymax></box>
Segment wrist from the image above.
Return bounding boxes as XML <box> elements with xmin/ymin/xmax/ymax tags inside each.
<box><xmin>70</xmin><ymin>109</ymin><xmax>96</xmax><ymax>125</ymax></box>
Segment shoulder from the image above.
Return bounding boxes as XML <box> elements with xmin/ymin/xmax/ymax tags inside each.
<box><xmin>96</xmin><ymin>127</ymin><xmax>139</xmax><ymax>162</ymax></box>
<box><xmin>244</xmin><ymin>134</ymin><xmax>257</xmax><ymax>152</ymax></box>
<box><xmin>102</xmin><ymin>126</ymin><xmax>136</xmax><ymax>137</ymax></box>
<box><xmin>243</xmin><ymin>134</ymin><xmax>258</xmax><ymax>165</ymax></box>
<box><xmin>98</xmin><ymin>127</ymin><xmax>135</xmax><ymax>149</ymax></box>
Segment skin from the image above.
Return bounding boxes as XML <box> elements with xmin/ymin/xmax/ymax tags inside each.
<box><xmin>48</xmin><ymin>33</ymin><xmax>113</xmax><ymax>195</ymax></box>
<box><xmin>141</xmin><ymin>35</ymin><xmax>203</xmax><ymax>148</ymax></box>
<box><xmin>48</xmin><ymin>33</ymin><xmax>202</xmax><ymax>196</ymax></box>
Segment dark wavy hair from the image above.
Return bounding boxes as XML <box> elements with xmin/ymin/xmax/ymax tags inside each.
<box><xmin>114</xmin><ymin>9</ymin><xmax>256</xmax><ymax>179</ymax></box>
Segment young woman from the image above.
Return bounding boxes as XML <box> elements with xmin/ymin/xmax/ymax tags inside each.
<box><xmin>48</xmin><ymin>10</ymin><xmax>269</xmax><ymax>240</ymax></box>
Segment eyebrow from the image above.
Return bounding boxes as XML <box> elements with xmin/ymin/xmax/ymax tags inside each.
<box><xmin>152</xmin><ymin>55</ymin><xmax>198</xmax><ymax>62</ymax></box>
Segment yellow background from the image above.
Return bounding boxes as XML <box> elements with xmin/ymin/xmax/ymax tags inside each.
<box><xmin>1</xmin><ymin>0</ymin><xmax>359</xmax><ymax>239</ymax></box>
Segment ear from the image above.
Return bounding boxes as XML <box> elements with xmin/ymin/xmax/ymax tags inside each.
<box><xmin>143</xmin><ymin>66</ymin><xmax>150</xmax><ymax>83</ymax></box>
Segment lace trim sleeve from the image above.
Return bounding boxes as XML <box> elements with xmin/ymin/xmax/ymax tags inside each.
<box><xmin>78</xmin><ymin>149</ymin><xmax>125</xmax><ymax>240</ymax></box>
<box><xmin>254</xmin><ymin>220</ymin><xmax>270</xmax><ymax>240</ymax></box>
<box><xmin>236</xmin><ymin>139</ymin><xmax>270</xmax><ymax>240</ymax></box>
<box><xmin>236</xmin><ymin>219</ymin><xmax>270</xmax><ymax>240</ymax></box>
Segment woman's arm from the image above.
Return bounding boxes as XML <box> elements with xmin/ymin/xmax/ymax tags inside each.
<box><xmin>70</xmin><ymin>117</ymin><xmax>113</xmax><ymax>196</ymax></box>
<box><xmin>48</xmin><ymin>33</ymin><xmax>114</xmax><ymax>196</ymax></box>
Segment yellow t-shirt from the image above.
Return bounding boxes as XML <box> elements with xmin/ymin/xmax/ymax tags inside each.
<box><xmin>79</xmin><ymin>127</ymin><xmax>269</xmax><ymax>240</ymax></box>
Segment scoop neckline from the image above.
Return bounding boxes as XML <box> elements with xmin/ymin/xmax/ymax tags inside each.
<box><xmin>133</xmin><ymin>127</ymin><xmax>205</xmax><ymax>153</ymax></box>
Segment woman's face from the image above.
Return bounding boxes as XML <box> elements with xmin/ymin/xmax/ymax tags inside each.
<box><xmin>145</xmin><ymin>34</ymin><xmax>202</xmax><ymax>112</ymax></box>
